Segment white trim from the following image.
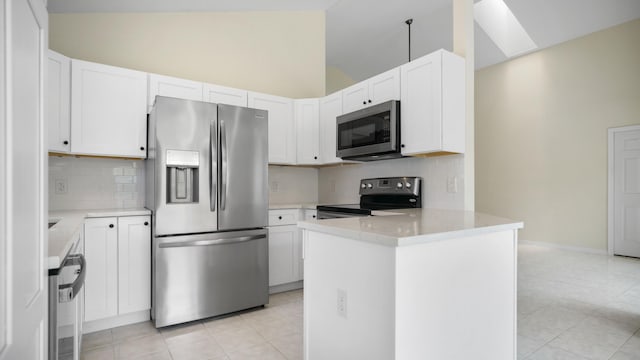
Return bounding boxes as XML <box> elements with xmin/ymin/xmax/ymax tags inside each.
<box><xmin>607</xmin><ymin>125</ymin><xmax>640</xmax><ymax>256</ymax></box>
<box><xmin>518</xmin><ymin>239</ymin><xmax>608</xmax><ymax>256</ymax></box>
<box><xmin>82</xmin><ymin>310</ymin><xmax>150</xmax><ymax>334</ymax></box>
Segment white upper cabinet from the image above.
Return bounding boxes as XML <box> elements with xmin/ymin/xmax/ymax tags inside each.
<box><xmin>71</xmin><ymin>59</ymin><xmax>148</xmax><ymax>158</ymax></box>
<box><xmin>400</xmin><ymin>50</ymin><xmax>465</xmax><ymax>156</ymax></box>
<box><xmin>342</xmin><ymin>67</ymin><xmax>400</xmax><ymax>114</ymax></box>
<box><xmin>203</xmin><ymin>83</ymin><xmax>248</xmax><ymax>107</ymax></box>
<box><xmin>295</xmin><ymin>99</ymin><xmax>321</xmax><ymax>165</ymax></box>
<box><xmin>248</xmin><ymin>92</ymin><xmax>295</xmax><ymax>164</ymax></box>
<box><xmin>319</xmin><ymin>91</ymin><xmax>345</xmax><ymax>164</ymax></box>
<box><xmin>47</xmin><ymin>50</ymin><xmax>71</xmax><ymax>153</ymax></box>
<box><xmin>148</xmin><ymin>74</ymin><xmax>203</xmax><ymax>113</ymax></box>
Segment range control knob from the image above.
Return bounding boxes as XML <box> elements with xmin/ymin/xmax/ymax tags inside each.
<box><xmin>366</xmin><ymin>183</ymin><xmax>373</xmax><ymax>189</ymax></box>
<box><xmin>361</xmin><ymin>183</ymin><xmax>367</xmax><ymax>189</ymax></box>
<box><xmin>396</xmin><ymin>182</ymin><xmax>403</xmax><ymax>189</ymax></box>
<box><xmin>405</xmin><ymin>182</ymin><xmax>412</xmax><ymax>188</ymax></box>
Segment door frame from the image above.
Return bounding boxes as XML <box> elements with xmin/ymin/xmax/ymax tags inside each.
<box><xmin>607</xmin><ymin>124</ymin><xmax>640</xmax><ymax>255</ymax></box>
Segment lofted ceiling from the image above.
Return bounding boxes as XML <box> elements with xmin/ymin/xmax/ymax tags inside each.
<box><xmin>48</xmin><ymin>0</ymin><xmax>640</xmax><ymax>82</ymax></box>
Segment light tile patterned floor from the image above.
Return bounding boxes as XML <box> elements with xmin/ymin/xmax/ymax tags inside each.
<box><xmin>81</xmin><ymin>290</ymin><xmax>303</xmax><ymax>360</ymax></box>
<box><xmin>518</xmin><ymin>244</ymin><xmax>640</xmax><ymax>359</ymax></box>
<box><xmin>81</xmin><ymin>244</ymin><xmax>640</xmax><ymax>360</ymax></box>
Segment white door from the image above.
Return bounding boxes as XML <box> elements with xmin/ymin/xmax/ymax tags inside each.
<box><xmin>612</xmin><ymin>127</ymin><xmax>640</xmax><ymax>257</ymax></box>
<box><xmin>319</xmin><ymin>92</ymin><xmax>344</xmax><ymax>164</ymax></box>
<box><xmin>118</xmin><ymin>216</ymin><xmax>151</xmax><ymax>314</ymax></box>
<box><xmin>268</xmin><ymin>226</ymin><xmax>297</xmax><ymax>286</ymax></box>
<box><xmin>295</xmin><ymin>99</ymin><xmax>321</xmax><ymax>165</ymax></box>
<box><xmin>147</xmin><ymin>74</ymin><xmax>203</xmax><ymax>113</ymax></box>
<box><xmin>1</xmin><ymin>0</ymin><xmax>48</xmax><ymax>358</ymax></box>
<box><xmin>367</xmin><ymin>67</ymin><xmax>400</xmax><ymax>106</ymax></box>
<box><xmin>248</xmin><ymin>92</ymin><xmax>295</xmax><ymax>164</ymax></box>
<box><xmin>83</xmin><ymin>217</ymin><xmax>119</xmax><ymax>321</ymax></box>
<box><xmin>341</xmin><ymin>81</ymin><xmax>368</xmax><ymax>114</ymax></box>
<box><xmin>47</xmin><ymin>50</ymin><xmax>71</xmax><ymax>153</ymax></box>
<box><xmin>203</xmin><ymin>83</ymin><xmax>248</xmax><ymax>107</ymax></box>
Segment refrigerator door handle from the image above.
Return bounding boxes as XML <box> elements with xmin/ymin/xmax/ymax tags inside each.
<box><xmin>220</xmin><ymin>119</ymin><xmax>228</xmax><ymax>211</ymax></box>
<box><xmin>210</xmin><ymin>115</ymin><xmax>217</xmax><ymax>212</ymax></box>
<box><xmin>159</xmin><ymin>234</ymin><xmax>266</xmax><ymax>248</ymax></box>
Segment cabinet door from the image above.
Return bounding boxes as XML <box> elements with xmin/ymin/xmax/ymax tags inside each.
<box><xmin>47</xmin><ymin>50</ymin><xmax>71</xmax><ymax>153</ymax></box>
<box><xmin>400</xmin><ymin>50</ymin><xmax>465</xmax><ymax>155</ymax></box>
<box><xmin>71</xmin><ymin>59</ymin><xmax>147</xmax><ymax>158</ymax></box>
<box><xmin>148</xmin><ymin>74</ymin><xmax>203</xmax><ymax>113</ymax></box>
<box><xmin>400</xmin><ymin>51</ymin><xmax>443</xmax><ymax>155</ymax></box>
<box><xmin>203</xmin><ymin>83</ymin><xmax>248</xmax><ymax>107</ymax></box>
<box><xmin>319</xmin><ymin>92</ymin><xmax>345</xmax><ymax>164</ymax></box>
<box><xmin>118</xmin><ymin>215</ymin><xmax>151</xmax><ymax>314</ymax></box>
<box><xmin>295</xmin><ymin>99</ymin><xmax>321</xmax><ymax>165</ymax></box>
<box><xmin>84</xmin><ymin>217</ymin><xmax>118</xmax><ymax>322</ymax></box>
<box><xmin>248</xmin><ymin>92</ymin><xmax>295</xmax><ymax>164</ymax></box>
<box><xmin>268</xmin><ymin>226</ymin><xmax>297</xmax><ymax>286</ymax></box>
<box><xmin>341</xmin><ymin>81</ymin><xmax>368</xmax><ymax>114</ymax></box>
<box><xmin>368</xmin><ymin>67</ymin><xmax>400</xmax><ymax>106</ymax></box>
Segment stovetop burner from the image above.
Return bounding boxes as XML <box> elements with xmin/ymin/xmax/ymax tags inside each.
<box><xmin>316</xmin><ymin>177</ymin><xmax>422</xmax><ymax>219</ymax></box>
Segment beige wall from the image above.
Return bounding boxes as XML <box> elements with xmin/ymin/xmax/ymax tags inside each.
<box><xmin>49</xmin><ymin>12</ymin><xmax>325</xmax><ymax>98</ymax></box>
<box><xmin>476</xmin><ymin>19</ymin><xmax>640</xmax><ymax>250</ymax></box>
<box><xmin>325</xmin><ymin>65</ymin><xmax>355</xmax><ymax>95</ymax></box>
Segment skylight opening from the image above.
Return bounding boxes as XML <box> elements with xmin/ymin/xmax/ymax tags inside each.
<box><xmin>474</xmin><ymin>0</ymin><xmax>537</xmax><ymax>57</ymax></box>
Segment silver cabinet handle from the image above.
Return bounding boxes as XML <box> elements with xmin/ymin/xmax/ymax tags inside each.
<box><xmin>220</xmin><ymin>119</ymin><xmax>228</xmax><ymax>211</ymax></box>
<box><xmin>159</xmin><ymin>234</ymin><xmax>266</xmax><ymax>248</ymax></box>
<box><xmin>210</xmin><ymin>115</ymin><xmax>217</xmax><ymax>212</ymax></box>
<box><xmin>58</xmin><ymin>254</ymin><xmax>86</xmax><ymax>303</ymax></box>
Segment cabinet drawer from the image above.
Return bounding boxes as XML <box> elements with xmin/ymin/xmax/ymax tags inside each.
<box><xmin>268</xmin><ymin>210</ymin><xmax>299</xmax><ymax>226</ymax></box>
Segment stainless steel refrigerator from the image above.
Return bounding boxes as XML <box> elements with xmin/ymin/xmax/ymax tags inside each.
<box><xmin>146</xmin><ymin>96</ymin><xmax>269</xmax><ymax>328</ymax></box>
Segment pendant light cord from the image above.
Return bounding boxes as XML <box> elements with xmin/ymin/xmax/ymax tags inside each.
<box><xmin>405</xmin><ymin>18</ymin><xmax>413</xmax><ymax>62</ymax></box>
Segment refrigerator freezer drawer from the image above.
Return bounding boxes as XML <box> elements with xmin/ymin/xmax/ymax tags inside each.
<box><xmin>152</xmin><ymin>228</ymin><xmax>269</xmax><ymax>327</ymax></box>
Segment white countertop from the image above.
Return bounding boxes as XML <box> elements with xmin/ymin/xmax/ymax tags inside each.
<box><xmin>48</xmin><ymin>208</ymin><xmax>151</xmax><ymax>270</ymax></box>
<box><xmin>298</xmin><ymin>208</ymin><xmax>523</xmax><ymax>247</ymax></box>
<box><xmin>269</xmin><ymin>203</ymin><xmax>318</xmax><ymax>210</ymax></box>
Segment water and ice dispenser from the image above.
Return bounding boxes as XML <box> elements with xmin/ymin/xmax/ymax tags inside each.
<box><xmin>166</xmin><ymin>150</ymin><xmax>199</xmax><ymax>203</ymax></box>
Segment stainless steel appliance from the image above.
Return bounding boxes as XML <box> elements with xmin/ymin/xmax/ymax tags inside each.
<box><xmin>317</xmin><ymin>177</ymin><xmax>421</xmax><ymax>219</ymax></box>
<box><xmin>146</xmin><ymin>96</ymin><xmax>269</xmax><ymax>328</ymax></box>
<box><xmin>48</xmin><ymin>238</ymin><xmax>86</xmax><ymax>360</ymax></box>
<box><xmin>336</xmin><ymin>100</ymin><xmax>402</xmax><ymax>161</ymax></box>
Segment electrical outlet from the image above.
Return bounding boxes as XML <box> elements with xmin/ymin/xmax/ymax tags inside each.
<box><xmin>270</xmin><ymin>180</ymin><xmax>279</xmax><ymax>193</ymax></box>
<box><xmin>337</xmin><ymin>289</ymin><xmax>347</xmax><ymax>318</ymax></box>
<box><xmin>447</xmin><ymin>176</ymin><xmax>458</xmax><ymax>193</ymax></box>
<box><xmin>54</xmin><ymin>178</ymin><xmax>68</xmax><ymax>195</ymax></box>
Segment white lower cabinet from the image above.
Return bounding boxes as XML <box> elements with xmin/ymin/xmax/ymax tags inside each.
<box><xmin>268</xmin><ymin>209</ymin><xmax>303</xmax><ymax>289</ymax></box>
<box><xmin>117</xmin><ymin>216</ymin><xmax>151</xmax><ymax>314</ymax></box>
<box><xmin>84</xmin><ymin>215</ymin><xmax>150</xmax><ymax>323</ymax></box>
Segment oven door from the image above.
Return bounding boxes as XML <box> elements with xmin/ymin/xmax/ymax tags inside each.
<box><xmin>336</xmin><ymin>100</ymin><xmax>400</xmax><ymax>160</ymax></box>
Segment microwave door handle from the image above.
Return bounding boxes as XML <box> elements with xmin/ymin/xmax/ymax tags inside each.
<box><xmin>58</xmin><ymin>254</ymin><xmax>86</xmax><ymax>302</ymax></box>
<box><xmin>210</xmin><ymin>116</ymin><xmax>217</xmax><ymax>212</ymax></box>
<box><xmin>220</xmin><ymin>120</ymin><xmax>228</xmax><ymax>211</ymax></box>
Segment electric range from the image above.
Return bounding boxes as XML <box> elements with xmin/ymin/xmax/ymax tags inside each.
<box><xmin>316</xmin><ymin>177</ymin><xmax>422</xmax><ymax>219</ymax></box>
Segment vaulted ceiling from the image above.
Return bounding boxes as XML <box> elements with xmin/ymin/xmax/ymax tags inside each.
<box><xmin>48</xmin><ymin>0</ymin><xmax>640</xmax><ymax>81</ymax></box>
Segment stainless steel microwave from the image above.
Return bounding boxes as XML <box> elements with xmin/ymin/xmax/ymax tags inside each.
<box><xmin>336</xmin><ymin>100</ymin><xmax>402</xmax><ymax>161</ymax></box>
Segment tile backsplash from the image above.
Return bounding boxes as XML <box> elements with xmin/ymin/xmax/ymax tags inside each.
<box><xmin>49</xmin><ymin>156</ymin><xmax>145</xmax><ymax>210</ymax></box>
<box><xmin>318</xmin><ymin>155</ymin><xmax>465</xmax><ymax>209</ymax></box>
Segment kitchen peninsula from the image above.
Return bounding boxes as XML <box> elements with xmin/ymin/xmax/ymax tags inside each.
<box><xmin>298</xmin><ymin>208</ymin><xmax>523</xmax><ymax>360</ymax></box>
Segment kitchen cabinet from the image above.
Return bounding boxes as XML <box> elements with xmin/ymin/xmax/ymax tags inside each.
<box><xmin>48</xmin><ymin>50</ymin><xmax>72</xmax><ymax>153</ymax></box>
<box><xmin>319</xmin><ymin>92</ymin><xmax>345</xmax><ymax>164</ymax></box>
<box><xmin>295</xmin><ymin>99</ymin><xmax>321</xmax><ymax>165</ymax></box>
<box><xmin>83</xmin><ymin>217</ymin><xmax>118</xmax><ymax>322</ymax></box>
<box><xmin>71</xmin><ymin>59</ymin><xmax>147</xmax><ymax>158</ymax></box>
<box><xmin>203</xmin><ymin>83</ymin><xmax>248</xmax><ymax>107</ymax></box>
<box><xmin>248</xmin><ymin>92</ymin><xmax>295</xmax><ymax>164</ymax></box>
<box><xmin>117</xmin><ymin>216</ymin><xmax>151</xmax><ymax>315</ymax></box>
<box><xmin>267</xmin><ymin>209</ymin><xmax>303</xmax><ymax>289</ymax></box>
<box><xmin>400</xmin><ymin>49</ymin><xmax>465</xmax><ymax>156</ymax></box>
<box><xmin>84</xmin><ymin>215</ymin><xmax>151</xmax><ymax>323</ymax></box>
<box><xmin>147</xmin><ymin>74</ymin><xmax>203</xmax><ymax>113</ymax></box>
<box><xmin>342</xmin><ymin>67</ymin><xmax>400</xmax><ymax>114</ymax></box>
<box><xmin>303</xmin><ymin>209</ymin><xmax>317</xmax><ymax>221</ymax></box>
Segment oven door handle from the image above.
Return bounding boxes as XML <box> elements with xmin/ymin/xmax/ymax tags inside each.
<box><xmin>58</xmin><ymin>254</ymin><xmax>86</xmax><ymax>303</ymax></box>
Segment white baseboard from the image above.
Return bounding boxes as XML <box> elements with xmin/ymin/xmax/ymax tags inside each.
<box><xmin>269</xmin><ymin>280</ymin><xmax>303</xmax><ymax>294</ymax></box>
<box><xmin>83</xmin><ymin>310</ymin><xmax>150</xmax><ymax>334</ymax></box>
<box><xmin>518</xmin><ymin>239</ymin><xmax>608</xmax><ymax>256</ymax></box>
